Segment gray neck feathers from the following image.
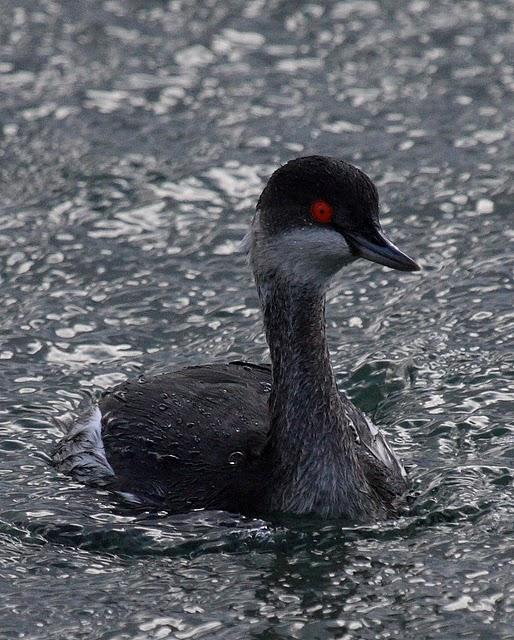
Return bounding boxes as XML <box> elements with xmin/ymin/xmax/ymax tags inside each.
<box><xmin>260</xmin><ymin>276</ymin><xmax>334</xmax><ymax>405</ymax></box>
<box><xmin>254</xmin><ymin>270</ymin><xmax>368</xmax><ymax>517</ymax></box>
<box><xmin>256</xmin><ymin>273</ymin><xmax>347</xmax><ymax>450</ymax></box>
<box><xmin>245</xmin><ymin>214</ymin><xmax>379</xmax><ymax>517</ymax></box>
<box><xmin>246</xmin><ymin>214</ymin><xmax>351</xmax><ymax>460</ymax></box>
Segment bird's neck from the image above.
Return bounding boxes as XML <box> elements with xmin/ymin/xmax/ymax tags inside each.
<box><xmin>256</xmin><ymin>272</ymin><xmax>362</xmax><ymax>514</ymax></box>
<box><xmin>259</xmin><ymin>275</ymin><xmax>337</xmax><ymax>416</ymax></box>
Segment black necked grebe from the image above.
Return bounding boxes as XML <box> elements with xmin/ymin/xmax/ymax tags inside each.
<box><xmin>52</xmin><ymin>156</ymin><xmax>420</xmax><ymax>522</ymax></box>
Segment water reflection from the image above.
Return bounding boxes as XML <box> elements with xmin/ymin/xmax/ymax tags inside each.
<box><xmin>1</xmin><ymin>0</ymin><xmax>513</xmax><ymax>638</ymax></box>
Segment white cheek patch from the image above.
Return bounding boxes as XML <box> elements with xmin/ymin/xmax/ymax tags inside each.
<box><xmin>252</xmin><ymin>227</ymin><xmax>356</xmax><ymax>285</ymax></box>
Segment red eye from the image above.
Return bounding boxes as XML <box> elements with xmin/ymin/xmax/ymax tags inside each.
<box><xmin>310</xmin><ymin>200</ymin><xmax>334</xmax><ymax>224</ymax></box>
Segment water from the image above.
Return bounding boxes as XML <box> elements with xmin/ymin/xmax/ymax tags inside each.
<box><xmin>1</xmin><ymin>0</ymin><xmax>513</xmax><ymax>637</ymax></box>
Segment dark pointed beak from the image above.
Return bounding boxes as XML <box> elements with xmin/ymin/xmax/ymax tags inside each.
<box><xmin>343</xmin><ymin>226</ymin><xmax>420</xmax><ymax>272</ymax></box>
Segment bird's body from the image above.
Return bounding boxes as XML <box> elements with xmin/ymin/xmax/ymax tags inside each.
<box><xmin>52</xmin><ymin>156</ymin><xmax>419</xmax><ymax>522</ymax></box>
<box><xmin>53</xmin><ymin>361</ymin><xmax>406</xmax><ymax>519</ymax></box>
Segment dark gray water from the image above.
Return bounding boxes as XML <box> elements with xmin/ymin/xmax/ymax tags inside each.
<box><xmin>1</xmin><ymin>1</ymin><xmax>513</xmax><ymax>638</ymax></box>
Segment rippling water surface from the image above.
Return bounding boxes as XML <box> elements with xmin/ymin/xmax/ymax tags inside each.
<box><xmin>1</xmin><ymin>1</ymin><xmax>513</xmax><ymax>638</ymax></box>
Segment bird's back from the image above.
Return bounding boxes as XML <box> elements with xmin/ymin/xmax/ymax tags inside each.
<box><xmin>53</xmin><ymin>361</ymin><xmax>407</xmax><ymax>514</ymax></box>
<box><xmin>53</xmin><ymin>362</ymin><xmax>272</xmax><ymax>512</ymax></box>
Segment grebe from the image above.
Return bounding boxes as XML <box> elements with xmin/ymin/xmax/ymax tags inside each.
<box><xmin>52</xmin><ymin>156</ymin><xmax>420</xmax><ymax>522</ymax></box>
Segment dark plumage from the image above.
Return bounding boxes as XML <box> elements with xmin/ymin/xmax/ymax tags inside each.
<box><xmin>258</xmin><ymin>155</ymin><xmax>379</xmax><ymax>236</ymax></box>
<box><xmin>98</xmin><ymin>363</ymin><xmax>271</xmax><ymax>513</ymax></box>
<box><xmin>52</xmin><ymin>156</ymin><xmax>420</xmax><ymax>522</ymax></box>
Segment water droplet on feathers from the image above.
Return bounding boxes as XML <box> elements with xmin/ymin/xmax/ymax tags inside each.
<box><xmin>228</xmin><ymin>451</ymin><xmax>244</xmax><ymax>465</ymax></box>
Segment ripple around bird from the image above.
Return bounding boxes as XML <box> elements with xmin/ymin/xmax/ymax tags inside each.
<box><xmin>0</xmin><ymin>0</ymin><xmax>513</xmax><ymax>638</ymax></box>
